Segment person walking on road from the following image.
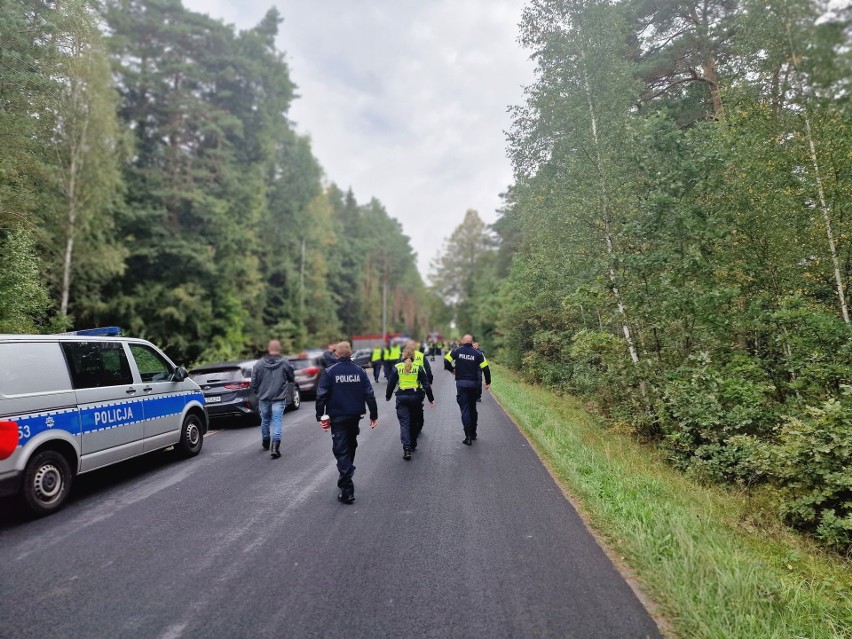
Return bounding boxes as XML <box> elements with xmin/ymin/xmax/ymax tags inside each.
<box><xmin>444</xmin><ymin>334</ymin><xmax>491</xmax><ymax>445</ymax></box>
<box><xmin>370</xmin><ymin>345</ymin><xmax>383</xmax><ymax>382</ymax></box>
<box><xmin>322</xmin><ymin>342</ymin><xmax>338</xmax><ymax>369</ymax></box>
<box><xmin>386</xmin><ymin>345</ymin><xmax>434</xmax><ymax>460</ymax></box>
<box><xmin>400</xmin><ymin>339</ymin><xmax>433</xmax><ymax>435</ymax></box>
<box><xmin>473</xmin><ymin>341</ymin><xmax>487</xmax><ymax>403</ymax></box>
<box><xmin>315</xmin><ymin>341</ymin><xmax>379</xmax><ymax>504</ymax></box>
<box><xmin>251</xmin><ymin>339</ymin><xmax>295</xmax><ymax>459</ymax></box>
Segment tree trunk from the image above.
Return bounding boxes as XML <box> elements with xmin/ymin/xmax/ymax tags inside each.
<box><xmin>580</xmin><ymin>48</ymin><xmax>648</xmax><ymax>399</ymax></box>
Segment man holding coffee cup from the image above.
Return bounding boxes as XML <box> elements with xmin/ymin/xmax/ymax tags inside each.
<box><xmin>315</xmin><ymin>341</ymin><xmax>379</xmax><ymax>504</ymax></box>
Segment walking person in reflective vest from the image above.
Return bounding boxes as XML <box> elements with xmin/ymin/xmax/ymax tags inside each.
<box><xmin>444</xmin><ymin>334</ymin><xmax>490</xmax><ymax>445</ymax></box>
<box><xmin>386</xmin><ymin>345</ymin><xmax>434</xmax><ymax>460</ymax></box>
<box><xmin>315</xmin><ymin>341</ymin><xmax>378</xmax><ymax>504</ymax></box>
<box><xmin>400</xmin><ymin>339</ymin><xmax>433</xmax><ymax>436</ymax></box>
<box><xmin>370</xmin><ymin>345</ymin><xmax>383</xmax><ymax>382</ymax></box>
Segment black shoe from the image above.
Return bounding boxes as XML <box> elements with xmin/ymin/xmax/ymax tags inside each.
<box><xmin>470</xmin><ymin>433</ymin><xmax>477</xmax><ymax>441</ymax></box>
<box><xmin>463</xmin><ymin>437</ymin><xmax>472</xmax><ymax>446</ymax></box>
<box><xmin>403</xmin><ymin>447</ymin><xmax>411</xmax><ymax>460</ymax></box>
<box><xmin>270</xmin><ymin>440</ymin><xmax>281</xmax><ymax>458</ymax></box>
<box><xmin>337</xmin><ymin>491</ymin><xmax>355</xmax><ymax>504</ymax></box>
<box><xmin>261</xmin><ymin>438</ymin><xmax>270</xmax><ymax>451</ymax></box>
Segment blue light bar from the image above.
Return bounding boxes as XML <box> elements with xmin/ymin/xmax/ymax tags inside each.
<box><xmin>63</xmin><ymin>326</ymin><xmax>123</xmax><ymax>337</ymax></box>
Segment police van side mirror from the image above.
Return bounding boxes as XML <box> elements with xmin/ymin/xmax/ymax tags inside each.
<box><xmin>172</xmin><ymin>366</ymin><xmax>188</xmax><ymax>382</ymax></box>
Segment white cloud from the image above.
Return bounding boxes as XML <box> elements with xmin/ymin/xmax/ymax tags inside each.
<box><xmin>182</xmin><ymin>0</ymin><xmax>534</xmax><ymax>277</ymax></box>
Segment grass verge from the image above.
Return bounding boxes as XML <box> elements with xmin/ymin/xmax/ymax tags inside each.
<box><xmin>489</xmin><ymin>364</ymin><xmax>851</xmax><ymax>639</ymax></box>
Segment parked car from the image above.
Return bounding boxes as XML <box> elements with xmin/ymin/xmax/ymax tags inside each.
<box><xmin>188</xmin><ymin>359</ymin><xmax>300</xmax><ymax>424</ymax></box>
<box><xmin>0</xmin><ymin>328</ymin><xmax>207</xmax><ymax>516</ymax></box>
<box><xmin>287</xmin><ymin>353</ymin><xmax>327</xmax><ymax>398</ymax></box>
<box><xmin>351</xmin><ymin>349</ymin><xmax>373</xmax><ymax>369</ymax></box>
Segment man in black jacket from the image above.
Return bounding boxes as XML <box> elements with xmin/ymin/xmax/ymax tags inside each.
<box><xmin>444</xmin><ymin>334</ymin><xmax>491</xmax><ymax>445</ymax></box>
<box><xmin>322</xmin><ymin>343</ymin><xmax>338</xmax><ymax>369</ymax></box>
<box><xmin>251</xmin><ymin>340</ymin><xmax>295</xmax><ymax>459</ymax></box>
<box><xmin>316</xmin><ymin>341</ymin><xmax>379</xmax><ymax>504</ymax></box>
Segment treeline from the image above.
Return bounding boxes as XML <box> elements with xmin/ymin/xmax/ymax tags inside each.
<box><xmin>442</xmin><ymin>0</ymin><xmax>851</xmax><ymax>550</ymax></box>
<box><xmin>0</xmin><ymin>0</ymin><xmax>435</xmax><ymax>362</ymax></box>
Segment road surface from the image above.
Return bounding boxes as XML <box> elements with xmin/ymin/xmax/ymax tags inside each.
<box><xmin>1</xmin><ymin>366</ymin><xmax>661</xmax><ymax>638</ymax></box>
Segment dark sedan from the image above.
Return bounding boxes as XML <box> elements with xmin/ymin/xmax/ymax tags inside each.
<box><xmin>189</xmin><ymin>359</ymin><xmax>301</xmax><ymax>424</ymax></box>
<box><xmin>351</xmin><ymin>348</ymin><xmax>373</xmax><ymax>369</ymax></box>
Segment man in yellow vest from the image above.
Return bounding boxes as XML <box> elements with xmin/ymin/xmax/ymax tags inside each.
<box><xmin>386</xmin><ymin>345</ymin><xmax>434</xmax><ymax>459</ymax></box>
<box><xmin>370</xmin><ymin>345</ymin><xmax>383</xmax><ymax>382</ymax></box>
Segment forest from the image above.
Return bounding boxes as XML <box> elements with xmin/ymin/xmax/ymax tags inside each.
<box><xmin>2</xmin><ymin>0</ymin><xmax>850</xmax><ymax>551</ymax></box>
<box><xmin>0</xmin><ymin>0</ymin><xmax>438</xmax><ymax>364</ymax></box>
<box><xmin>432</xmin><ymin>0</ymin><xmax>851</xmax><ymax>551</ymax></box>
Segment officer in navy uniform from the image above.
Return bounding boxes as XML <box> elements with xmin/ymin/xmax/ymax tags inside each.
<box><xmin>315</xmin><ymin>341</ymin><xmax>378</xmax><ymax>504</ymax></box>
<box><xmin>444</xmin><ymin>334</ymin><xmax>491</xmax><ymax>445</ymax></box>
<box><xmin>387</xmin><ymin>345</ymin><xmax>435</xmax><ymax>459</ymax></box>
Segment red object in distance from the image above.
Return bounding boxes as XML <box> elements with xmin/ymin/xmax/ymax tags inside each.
<box><xmin>0</xmin><ymin>421</ymin><xmax>19</xmax><ymax>460</ymax></box>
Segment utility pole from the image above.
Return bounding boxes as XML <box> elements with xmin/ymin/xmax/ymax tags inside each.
<box><xmin>299</xmin><ymin>237</ymin><xmax>306</xmax><ymax>316</ymax></box>
<box><xmin>382</xmin><ymin>260</ymin><xmax>388</xmax><ymax>344</ymax></box>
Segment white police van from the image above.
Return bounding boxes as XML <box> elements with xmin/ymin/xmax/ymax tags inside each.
<box><xmin>0</xmin><ymin>328</ymin><xmax>208</xmax><ymax>516</ymax></box>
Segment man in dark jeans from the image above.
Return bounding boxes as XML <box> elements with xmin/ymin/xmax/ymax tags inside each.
<box><xmin>315</xmin><ymin>341</ymin><xmax>378</xmax><ymax>504</ymax></box>
<box><xmin>251</xmin><ymin>339</ymin><xmax>295</xmax><ymax>459</ymax></box>
<box><xmin>444</xmin><ymin>334</ymin><xmax>491</xmax><ymax>445</ymax></box>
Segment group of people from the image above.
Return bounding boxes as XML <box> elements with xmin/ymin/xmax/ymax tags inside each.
<box><xmin>250</xmin><ymin>335</ymin><xmax>491</xmax><ymax>505</ymax></box>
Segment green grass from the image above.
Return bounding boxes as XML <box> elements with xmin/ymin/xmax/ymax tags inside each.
<box><xmin>489</xmin><ymin>365</ymin><xmax>852</xmax><ymax>639</ymax></box>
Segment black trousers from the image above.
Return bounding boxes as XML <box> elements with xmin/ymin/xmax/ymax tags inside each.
<box><xmin>371</xmin><ymin>360</ymin><xmax>382</xmax><ymax>381</ymax></box>
<box><xmin>330</xmin><ymin>416</ymin><xmax>361</xmax><ymax>492</ymax></box>
<box><xmin>383</xmin><ymin>359</ymin><xmax>394</xmax><ymax>380</ymax></box>
<box><xmin>395</xmin><ymin>392</ymin><xmax>423</xmax><ymax>449</ymax></box>
<box><xmin>456</xmin><ymin>384</ymin><xmax>480</xmax><ymax>438</ymax></box>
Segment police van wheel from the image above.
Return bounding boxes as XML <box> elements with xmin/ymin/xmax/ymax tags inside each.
<box><xmin>291</xmin><ymin>387</ymin><xmax>301</xmax><ymax>411</ymax></box>
<box><xmin>176</xmin><ymin>413</ymin><xmax>204</xmax><ymax>458</ymax></box>
<box><xmin>21</xmin><ymin>450</ymin><xmax>72</xmax><ymax>516</ymax></box>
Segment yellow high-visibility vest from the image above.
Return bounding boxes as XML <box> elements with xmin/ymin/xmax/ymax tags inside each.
<box><xmin>395</xmin><ymin>362</ymin><xmax>422</xmax><ymax>390</ymax></box>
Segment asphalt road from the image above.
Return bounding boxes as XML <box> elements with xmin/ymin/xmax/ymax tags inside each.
<box><xmin>0</xmin><ymin>366</ymin><xmax>661</xmax><ymax>639</ymax></box>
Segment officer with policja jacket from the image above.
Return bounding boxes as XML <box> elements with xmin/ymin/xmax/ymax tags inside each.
<box><xmin>315</xmin><ymin>341</ymin><xmax>378</xmax><ymax>504</ymax></box>
<box><xmin>444</xmin><ymin>334</ymin><xmax>491</xmax><ymax>445</ymax></box>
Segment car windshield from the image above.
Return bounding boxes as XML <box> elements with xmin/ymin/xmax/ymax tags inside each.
<box><xmin>189</xmin><ymin>368</ymin><xmax>243</xmax><ymax>384</ymax></box>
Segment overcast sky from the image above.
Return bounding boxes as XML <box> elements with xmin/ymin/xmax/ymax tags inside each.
<box><xmin>181</xmin><ymin>0</ymin><xmax>534</xmax><ymax>279</ymax></box>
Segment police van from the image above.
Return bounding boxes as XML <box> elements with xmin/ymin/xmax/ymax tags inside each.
<box><xmin>0</xmin><ymin>328</ymin><xmax>208</xmax><ymax>516</ymax></box>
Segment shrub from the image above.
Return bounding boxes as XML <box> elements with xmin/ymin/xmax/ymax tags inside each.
<box><xmin>659</xmin><ymin>353</ymin><xmax>778</xmax><ymax>482</ymax></box>
<box><xmin>770</xmin><ymin>393</ymin><xmax>852</xmax><ymax>551</ymax></box>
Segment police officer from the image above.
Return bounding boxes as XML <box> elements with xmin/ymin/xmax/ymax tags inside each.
<box><xmin>315</xmin><ymin>341</ymin><xmax>378</xmax><ymax>504</ymax></box>
<box><xmin>400</xmin><ymin>339</ymin><xmax>433</xmax><ymax>439</ymax></box>
<box><xmin>445</xmin><ymin>334</ymin><xmax>491</xmax><ymax>445</ymax></box>
<box><xmin>370</xmin><ymin>344</ymin><xmax>383</xmax><ymax>382</ymax></box>
<box><xmin>382</xmin><ymin>341</ymin><xmax>394</xmax><ymax>382</ymax></box>
<box><xmin>473</xmin><ymin>341</ymin><xmax>487</xmax><ymax>403</ymax></box>
<box><xmin>386</xmin><ymin>346</ymin><xmax>434</xmax><ymax>459</ymax></box>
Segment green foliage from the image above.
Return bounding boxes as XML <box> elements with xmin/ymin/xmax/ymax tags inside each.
<box><xmin>492</xmin><ymin>0</ymin><xmax>852</xmax><ymax>550</ymax></box>
<box><xmin>0</xmin><ymin>230</ymin><xmax>52</xmax><ymax>333</ymax></box>
<box><xmin>771</xmin><ymin>394</ymin><xmax>852</xmax><ymax>550</ymax></box>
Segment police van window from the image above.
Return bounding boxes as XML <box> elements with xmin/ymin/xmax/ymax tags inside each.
<box><xmin>0</xmin><ymin>342</ymin><xmax>72</xmax><ymax>396</ymax></box>
<box><xmin>129</xmin><ymin>344</ymin><xmax>172</xmax><ymax>382</ymax></box>
<box><xmin>61</xmin><ymin>342</ymin><xmax>133</xmax><ymax>389</ymax></box>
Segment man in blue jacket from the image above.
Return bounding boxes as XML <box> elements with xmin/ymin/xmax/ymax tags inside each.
<box><xmin>316</xmin><ymin>341</ymin><xmax>379</xmax><ymax>504</ymax></box>
<box><xmin>444</xmin><ymin>334</ymin><xmax>491</xmax><ymax>445</ymax></box>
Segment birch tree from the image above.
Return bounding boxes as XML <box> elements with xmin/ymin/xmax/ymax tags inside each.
<box><xmin>48</xmin><ymin>0</ymin><xmax>123</xmax><ymax>317</ymax></box>
<box><xmin>512</xmin><ymin>0</ymin><xmax>650</xmax><ymax>400</ymax></box>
